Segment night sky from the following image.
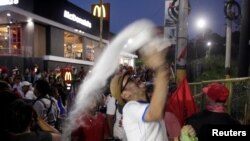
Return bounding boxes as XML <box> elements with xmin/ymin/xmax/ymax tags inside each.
<box><xmin>69</xmin><ymin>0</ymin><xmax>242</xmax><ymax>38</ymax></box>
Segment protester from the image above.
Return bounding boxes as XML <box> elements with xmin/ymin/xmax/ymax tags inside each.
<box><xmin>21</xmin><ymin>81</ymin><xmax>37</xmax><ymax>100</ymax></box>
<box><xmin>0</xmin><ymin>80</ymin><xmax>11</xmax><ymax>92</ymax></box>
<box><xmin>6</xmin><ymin>99</ymin><xmax>61</xmax><ymax>141</ymax></box>
<box><xmin>106</xmin><ymin>94</ymin><xmax>127</xmax><ymax>141</ymax></box>
<box><xmin>12</xmin><ymin>75</ymin><xmax>23</xmax><ymax>98</ymax></box>
<box><xmin>71</xmin><ymin>98</ymin><xmax>106</xmax><ymax>141</ymax></box>
<box><xmin>32</xmin><ymin>79</ymin><xmax>57</xmax><ymax>127</ymax></box>
<box><xmin>0</xmin><ymin>91</ymin><xmax>18</xmax><ymax>140</ymax></box>
<box><xmin>50</xmin><ymin>86</ymin><xmax>66</xmax><ymax>132</ymax></box>
<box><xmin>144</xmin><ymin>76</ymin><xmax>182</xmax><ymax>141</ymax></box>
<box><xmin>186</xmin><ymin>82</ymin><xmax>241</xmax><ymax>140</ymax></box>
<box><xmin>110</xmin><ymin>47</ymin><xmax>170</xmax><ymax>141</ymax></box>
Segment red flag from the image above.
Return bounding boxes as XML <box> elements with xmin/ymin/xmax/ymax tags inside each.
<box><xmin>166</xmin><ymin>76</ymin><xmax>198</xmax><ymax>126</ymax></box>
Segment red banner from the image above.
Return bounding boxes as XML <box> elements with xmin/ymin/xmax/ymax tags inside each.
<box><xmin>166</xmin><ymin>76</ymin><xmax>198</xmax><ymax>126</ymax></box>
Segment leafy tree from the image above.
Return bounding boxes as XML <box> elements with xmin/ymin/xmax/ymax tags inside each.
<box><xmin>188</xmin><ymin>55</ymin><xmax>238</xmax><ymax>82</ymax></box>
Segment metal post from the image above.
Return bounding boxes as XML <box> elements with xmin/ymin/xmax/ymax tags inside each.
<box><xmin>176</xmin><ymin>0</ymin><xmax>189</xmax><ymax>84</ymax></box>
<box><xmin>195</xmin><ymin>40</ymin><xmax>198</xmax><ymax>79</ymax></box>
<box><xmin>164</xmin><ymin>0</ymin><xmax>178</xmax><ymax>79</ymax></box>
<box><xmin>238</xmin><ymin>0</ymin><xmax>250</xmax><ymax>77</ymax></box>
<box><xmin>8</xmin><ymin>26</ymin><xmax>11</xmax><ymax>54</ymax></box>
<box><xmin>195</xmin><ymin>39</ymin><xmax>197</xmax><ymax>59</ymax></box>
<box><xmin>99</xmin><ymin>0</ymin><xmax>103</xmax><ymax>48</ymax></box>
<box><xmin>225</xmin><ymin>18</ymin><xmax>232</xmax><ymax>78</ymax></box>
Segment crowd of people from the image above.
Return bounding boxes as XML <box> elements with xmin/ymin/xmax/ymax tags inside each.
<box><xmin>0</xmin><ymin>49</ymin><xmax>242</xmax><ymax>141</ymax></box>
<box><xmin>0</xmin><ymin>64</ymin><xmax>86</xmax><ymax>141</ymax></box>
<box><xmin>104</xmin><ymin>49</ymin><xmax>241</xmax><ymax>141</ymax></box>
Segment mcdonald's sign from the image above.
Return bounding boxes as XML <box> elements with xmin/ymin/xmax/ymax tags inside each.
<box><xmin>64</xmin><ymin>71</ymin><xmax>72</xmax><ymax>90</ymax></box>
<box><xmin>91</xmin><ymin>3</ymin><xmax>110</xmax><ymax>20</ymax></box>
<box><xmin>64</xmin><ymin>71</ymin><xmax>72</xmax><ymax>82</ymax></box>
<box><xmin>93</xmin><ymin>5</ymin><xmax>106</xmax><ymax>18</ymax></box>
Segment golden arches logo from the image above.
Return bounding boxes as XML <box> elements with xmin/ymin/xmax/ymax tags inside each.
<box><xmin>64</xmin><ymin>72</ymin><xmax>72</xmax><ymax>82</ymax></box>
<box><xmin>93</xmin><ymin>5</ymin><xmax>106</xmax><ymax>18</ymax></box>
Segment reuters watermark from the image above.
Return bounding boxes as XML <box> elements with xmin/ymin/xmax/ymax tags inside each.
<box><xmin>199</xmin><ymin>125</ymin><xmax>249</xmax><ymax>141</ymax></box>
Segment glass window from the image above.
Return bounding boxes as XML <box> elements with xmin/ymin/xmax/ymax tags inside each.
<box><xmin>84</xmin><ymin>37</ymin><xmax>96</xmax><ymax>61</ymax></box>
<box><xmin>0</xmin><ymin>25</ymin><xmax>22</xmax><ymax>55</ymax></box>
<box><xmin>64</xmin><ymin>32</ymin><xmax>107</xmax><ymax>62</ymax></box>
<box><xmin>0</xmin><ymin>26</ymin><xmax>9</xmax><ymax>49</ymax></box>
<box><xmin>64</xmin><ymin>32</ymin><xmax>83</xmax><ymax>59</ymax></box>
<box><xmin>84</xmin><ymin>37</ymin><xmax>106</xmax><ymax>61</ymax></box>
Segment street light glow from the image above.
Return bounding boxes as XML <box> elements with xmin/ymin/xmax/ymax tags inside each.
<box><xmin>207</xmin><ymin>41</ymin><xmax>212</xmax><ymax>46</ymax></box>
<box><xmin>196</xmin><ymin>18</ymin><xmax>206</xmax><ymax>29</ymax></box>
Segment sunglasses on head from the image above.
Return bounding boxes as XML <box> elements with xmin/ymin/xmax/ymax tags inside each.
<box><xmin>120</xmin><ymin>74</ymin><xmax>138</xmax><ymax>93</ymax></box>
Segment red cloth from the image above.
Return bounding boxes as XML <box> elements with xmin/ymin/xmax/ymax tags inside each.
<box><xmin>166</xmin><ymin>76</ymin><xmax>198</xmax><ymax>126</ymax></box>
<box><xmin>71</xmin><ymin>113</ymin><xmax>106</xmax><ymax>141</ymax></box>
<box><xmin>164</xmin><ymin>112</ymin><xmax>181</xmax><ymax>138</ymax></box>
<box><xmin>0</xmin><ymin>66</ymin><xmax>8</xmax><ymax>73</ymax></box>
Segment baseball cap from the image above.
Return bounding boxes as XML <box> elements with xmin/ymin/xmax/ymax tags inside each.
<box><xmin>202</xmin><ymin>83</ymin><xmax>229</xmax><ymax>102</ymax></box>
<box><xmin>21</xmin><ymin>81</ymin><xmax>31</xmax><ymax>87</ymax></box>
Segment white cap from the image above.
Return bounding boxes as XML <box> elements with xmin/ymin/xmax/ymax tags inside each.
<box><xmin>21</xmin><ymin>81</ymin><xmax>31</xmax><ymax>87</ymax></box>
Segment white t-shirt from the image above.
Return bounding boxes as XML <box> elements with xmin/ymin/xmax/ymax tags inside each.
<box><xmin>123</xmin><ymin>101</ymin><xmax>168</xmax><ymax>141</ymax></box>
<box><xmin>106</xmin><ymin>95</ymin><xmax>127</xmax><ymax>141</ymax></box>
<box><xmin>24</xmin><ymin>90</ymin><xmax>37</xmax><ymax>100</ymax></box>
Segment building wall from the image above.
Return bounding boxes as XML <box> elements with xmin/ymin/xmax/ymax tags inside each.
<box><xmin>50</xmin><ymin>27</ymin><xmax>64</xmax><ymax>56</ymax></box>
<box><xmin>0</xmin><ymin>56</ymin><xmax>24</xmax><ymax>72</ymax></box>
<box><xmin>22</xmin><ymin>22</ymin><xmax>34</xmax><ymax>57</ymax></box>
<box><xmin>34</xmin><ymin>24</ymin><xmax>46</xmax><ymax>57</ymax></box>
<box><xmin>23</xmin><ymin>57</ymin><xmax>44</xmax><ymax>71</ymax></box>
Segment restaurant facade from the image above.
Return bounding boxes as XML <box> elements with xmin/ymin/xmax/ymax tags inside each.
<box><xmin>0</xmin><ymin>0</ymin><xmax>137</xmax><ymax>74</ymax></box>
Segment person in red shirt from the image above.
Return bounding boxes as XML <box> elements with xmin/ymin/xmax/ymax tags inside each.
<box><xmin>71</xmin><ymin>99</ymin><xmax>106</xmax><ymax>141</ymax></box>
<box><xmin>186</xmin><ymin>83</ymin><xmax>240</xmax><ymax>141</ymax></box>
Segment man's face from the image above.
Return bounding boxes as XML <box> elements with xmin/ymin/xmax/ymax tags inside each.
<box><xmin>120</xmin><ymin>75</ymin><xmax>146</xmax><ymax>100</ymax></box>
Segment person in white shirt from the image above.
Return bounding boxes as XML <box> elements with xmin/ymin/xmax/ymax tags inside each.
<box><xmin>33</xmin><ymin>80</ymin><xmax>57</xmax><ymax>127</ymax></box>
<box><xmin>12</xmin><ymin>75</ymin><xmax>24</xmax><ymax>98</ymax></box>
<box><xmin>21</xmin><ymin>81</ymin><xmax>37</xmax><ymax>100</ymax></box>
<box><xmin>106</xmin><ymin>94</ymin><xmax>127</xmax><ymax>141</ymax></box>
<box><xmin>110</xmin><ymin>48</ymin><xmax>170</xmax><ymax>141</ymax></box>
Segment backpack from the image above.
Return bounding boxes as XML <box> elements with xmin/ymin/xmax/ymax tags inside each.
<box><xmin>34</xmin><ymin>97</ymin><xmax>53</xmax><ymax>118</ymax></box>
<box><xmin>23</xmin><ymin>97</ymin><xmax>52</xmax><ymax>115</ymax></box>
<box><xmin>32</xmin><ymin>96</ymin><xmax>56</xmax><ymax>126</ymax></box>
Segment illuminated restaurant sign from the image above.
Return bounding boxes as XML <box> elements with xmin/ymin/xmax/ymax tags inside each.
<box><xmin>91</xmin><ymin>3</ymin><xmax>110</xmax><ymax>20</ymax></box>
<box><xmin>0</xmin><ymin>0</ymin><xmax>19</xmax><ymax>6</ymax></box>
<box><xmin>93</xmin><ymin>5</ymin><xmax>106</xmax><ymax>18</ymax></box>
<box><xmin>63</xmin><ymin>10</ymin><xmax>92</xmax><ymax>28</ymax></box>
<box><xmin>64</xmin><ymin>71</ymin><xmax>72</xmax><ymax>82</ymax></box>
